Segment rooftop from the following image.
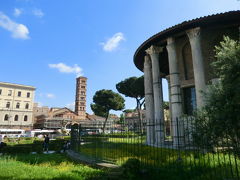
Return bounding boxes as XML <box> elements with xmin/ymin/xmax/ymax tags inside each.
<box><xmin>0</xmin><ymin>81</ymin><xmax>36</xmax><ymax>90</ymax></box>
<box><xmin>134</xmin><ymin>11</ymin><xmax>240</xmax><ymax>72</ymax></box>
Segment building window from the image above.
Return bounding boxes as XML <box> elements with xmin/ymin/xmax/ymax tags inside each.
<box><xmin>6</xmin><ymin>102</ymin><xmax>10</xmax><ymax>108</ymax></box>
<box><xmin>81</xmin><ymin>91</ymin><xmax>85</xmax><ymax>95</ymax></box>
<box><xmin>18</xmin><ymin>91</ymin><xmax>21</xmax><ymax>97</ymax></box>
<box><xmin>16</xmin><ymin>102</ymin><xmax>20</xmax><ymax>109</ymax></box>
<box><xmin>24</xmin><ymin>115</ymin><xmax>28</xmax><ymax>121</ymax></box>
<box><xmin>8</xmin><ymin>90</ymin><xmax>12</xmax><ymax>96</ymax></box>
<box><xmin>0</xmin><ymin>89</ymin><xmax>2</xmax><ymax>95</ymax></box>
<box><xmin>27</xmin><ymin>92</ymin><xmax>31</xmax><ymax>98</ymax></box>
<box><xmin>14</xmin><ymin>115</ymin><xmax>18</xmax><ymax>121</ymax></box>
<box><xmin>183</xmin><ymin>87</ymin><xmax>197</xmax><ymax>115</ymax></box>
<box><xmin>4</xmin><ymin>114</ymin><xmax>9</xmax><ymax>121</ymax></box>
<box><xmin>81</xmin><ymin>80</ymin><xmax>86</xmax><ymax>83</ymax></box>
<box><xmin>25</xmin><ymin>103</ymin><xmax>29</xmax><ymax>109</ymax></box>
<box><xmin>80</xmin><ymin>102</ymin><xmax>84</xmax><ymax>106</ymax></box>
<box><xmin>81</xmin><ymin>86</ymin><xmax>85</xmax><ymax>89</ymax></box>
<box><xmin>80</xmin><ymin>97</ymin><xmax>85</xmax><ymax>100</ymax></box>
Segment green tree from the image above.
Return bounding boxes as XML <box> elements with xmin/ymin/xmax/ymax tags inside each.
<box><xmin>193</xmin><ymin>36</ymin><xmax>240</xmax><ymax>155</ymax></box>
<box><xmin>117</xmin><ymin>113</ymin><xmax>125</xmax><ymax>124</ymax></box>
<box><xmin>116</xmin><ymin>76</ymin><xmax>145</xmax><ymax>133</ymax></box>
<box><xmin>163</xmin><ymin>101</ymin><xmax>169</xmax><ymax>110</ymax></box>
<box><xmin>123</xmin><ymin>109</ymin><xmax>135</xmax><ymax>113</ymax></box>
<box><xmin>91</xmin><ymin>89</ymin><xmax>125</xmax><ymax>133</ymax></box>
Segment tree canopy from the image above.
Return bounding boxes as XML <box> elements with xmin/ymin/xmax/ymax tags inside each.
<box><xmin>163</xmin><ymin>101</ymin><xmax>169</xmax><ymax>110</ymax></box>
<box><xmin>116</xmin><ymin>76</ymin><xmax>145</xmax><ymax>133</ymax></box>
<box><xmin>123</xmin><ymin>109</ymin><xmax>135</xmax><ymax>113</ymax></box>
<box><xmin>91</xmin><ymin>89</ymin><xmax>125</xmax><ymax>132</ymax></box>
<box><xmin>116</xmin><ymin>76</ymin><xmax>144</xmax><ymax>100</ymax></box>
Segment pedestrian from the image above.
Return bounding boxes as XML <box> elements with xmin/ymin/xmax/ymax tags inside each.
<box><xmin>43</xmin><ymin>134</ymin><xmax>50</xmax><ymax>153</ymax></box>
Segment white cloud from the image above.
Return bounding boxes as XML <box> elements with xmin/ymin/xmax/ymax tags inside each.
<box><xmin>101</xmin><ymin>32</ymin><xmax>125</xmax><ymax>52</ymax></box>
<box><xmin>32</xmin><ymin>9</ymin><xmax>44</xmax><ymax>18</ymax></box>
<box><xmin>66</xmin><ymin>102</ymin><xmax>75</xmax><ymax>111</ymax></box>
<box><xmin>14</xmin><ymin>8</ymin><xmax>22</xmax><ymax>17</ymax></box>
<box><xmin>49</xmin><ymin>63</ymin><xmax>83</xmax><ymax>77</ymax></box>
<box><xmin>46</xmin><ymin>93</ymin><xmax>55</xmax><ymax>99</ymax></box>
<box><xmin>0</xmin><ymin>12</ymin><xmax>29</xmax><ymax>39</ymax></box>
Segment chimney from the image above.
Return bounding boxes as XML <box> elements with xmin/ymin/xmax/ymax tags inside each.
<box><xmin>75</xmin><ymin>76</ymin><xmax>87</xmax><ymax>119</ymax></box>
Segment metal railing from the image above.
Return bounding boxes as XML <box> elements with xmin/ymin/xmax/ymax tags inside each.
<box><xmin>70</xmin><ymin>117</ymin><xmax>240</xmax><ymax>180</ymax></box>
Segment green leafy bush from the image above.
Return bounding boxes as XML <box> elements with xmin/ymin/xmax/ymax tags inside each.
<box><xmin>1</xmin><ymin>139</ymin><xmax>66</xmax><ymax>154</ymax></box>
<box><xmin>192</xmin><ymin>36</ymin><xmax>240</xmax><ymax>156</ymax></box>
<box><xmin>122</xmin><ymin>158</ymin><xmax>141</xmax><ymax>180</ymax></box>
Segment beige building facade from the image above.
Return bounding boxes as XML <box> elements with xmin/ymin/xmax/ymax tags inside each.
<box><xmin>0</xmin><ymin>82</ymin><xmax>36</xmax><ymax>130</ymax></box>
<box><xmin>33</xmin><ymin>103</ymin><xmax>49</xmax><ymax>117</ymax></box>
<box><xmin>33</xmin><ymin>103</ymin><xmax>49</xmax><ymax>124</ymax></box>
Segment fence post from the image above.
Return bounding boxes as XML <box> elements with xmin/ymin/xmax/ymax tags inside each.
<box><xmin>70</xmin><ymin>124</ymin><xmax>74</xmax><ymax>151</ymax></box>
<box><xmin>176</xmin><ymin>117</ymin><xmax>182</xmax><ymax>161</ymax></box>
<box><xmin>70</xmin><ymin>124</ymin><xmax>79</xmax><ymax>151</ymax></box>
<box><xmin>78</xmin><ymin>124</ymin><xmax>81</xmax><ymax>152</ymax></box>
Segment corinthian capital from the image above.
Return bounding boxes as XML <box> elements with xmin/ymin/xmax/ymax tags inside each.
<box><xmin>186</xmin><ymin>27</ymin><xmax>201</xmax><ymax>39</ymax></box>
<box><xmin>167</xmin><ymin>37</ymin><xmax>175</xmax><ymax>45</ymax></box>
<box><xmin>145</xmin><ymin>45</ymin><xmax>163</xmax><ymax>55</ymax></box>
<box><xmin>166</xmin><ymin>37</ymin><xmax>176</xmax><ymax>52</ymax></box>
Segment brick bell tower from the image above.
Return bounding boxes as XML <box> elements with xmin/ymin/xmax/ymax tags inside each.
<box><xmin>75</xmin><ymin>76</ymin><xmax>87</xmax><ymax>120</ymax></box>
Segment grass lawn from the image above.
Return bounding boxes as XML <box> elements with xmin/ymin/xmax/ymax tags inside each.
<box><xmin>0</xmin><ymin>137</ymin><xmax>110</xmax><ymax>180</ymax></box>
<box><xmin>78</xmin><ymin>135</ymin><xmax>240</xmax><ymax>180</ymax></box>
<box><xmin>1</xmin><ymin>136</ymin><xmax>239</xmax><ymax>180</ymax></box>
<box><xmin>0</xmin><ymin>153</ymin><xmax>105</xmax><ymax>180</ymax></box>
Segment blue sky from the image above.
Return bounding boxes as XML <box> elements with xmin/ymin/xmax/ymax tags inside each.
<box><xmin>0</xmin><ymin>0</ymin><xmax>239</xmax><ymax>115</ymax></box>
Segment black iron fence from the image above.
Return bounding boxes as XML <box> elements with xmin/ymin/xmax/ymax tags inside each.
<box><xmin>70</xmin><ymin>117</ymin><xmax>240</xmax><ymax>180</ymax></box>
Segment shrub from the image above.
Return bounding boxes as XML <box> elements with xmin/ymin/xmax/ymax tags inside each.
<box><xmin>1</xmin><ymin>139</ymin><xmax>66</xmax><ymax>154</ymax></box>
<box><xmin>192</xmin><ymin>36</ymin><xmax>240</xmax><ymax>156</ymax></box>
<box><xmin>122</xmin><ymin>158</ymin><xmax>141</xmax><ymax>180</ymax></box>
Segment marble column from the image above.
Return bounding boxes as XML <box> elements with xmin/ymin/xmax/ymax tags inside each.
<box><xmin>186</xmin><ymin>27</ymin><xmax>206</xmax><ymax>109</ymax></box>
<box><xmin>166</xmin><ymin>37</ymin><xmax>184</xmax><ymax>147</ymax></box>
<box><xmin>165</xmin><ymin>75</ymin><xmax>172</xmax><ymax>137</ymax></box>
<box><xmin>144</xmin><ymin>55</ymin><xmax>155</xmax><ymax>145</ymax></box>
<box><xmin>239</xmin><ymin>26</ymin><xmax>240</xmax><ymax>41</ymax></box>
<box><xmin>146</xmin><ymin>45</ymin><xmax>165</xmax><ymax>146</ymax></box>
